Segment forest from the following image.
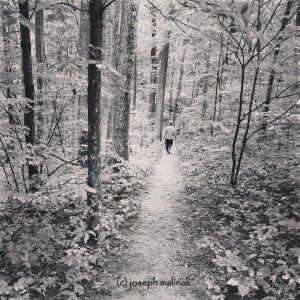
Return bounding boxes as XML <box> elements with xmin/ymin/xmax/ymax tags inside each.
<box><xmin>0</xmin><ymin>0</ymin><xmax>299</xmax><ymax>299</ymax></box>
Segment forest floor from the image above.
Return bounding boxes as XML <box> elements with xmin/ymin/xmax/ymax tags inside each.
<box><xmin>95</xmin><ymin>146</ymin><xmax>207</xmax><ymax>300</ymax></box>
<box><xmin>0</xmin><ymin>129</ymin><xmax>298</xmax><ymax>300</ymax></box>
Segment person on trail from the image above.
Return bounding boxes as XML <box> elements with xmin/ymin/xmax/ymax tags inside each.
<box><xmin>163</xmin><ymin>121</ymin><xmax>176</xmax><ymax>154</ymax></box>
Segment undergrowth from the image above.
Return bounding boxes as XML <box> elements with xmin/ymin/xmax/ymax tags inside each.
<box><xmin>178</xmin><ymin>114</ymin><xmax>300</xmax><ymax>300</ymax></box>
<box><xmin>0</xmin><ymin>143</ymin><xmax>161</xmax><ymax>300</ymax></box>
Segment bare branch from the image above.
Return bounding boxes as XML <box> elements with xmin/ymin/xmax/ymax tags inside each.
<box><xmin>246</xmin><ymin>104</ymin><xmax>297</xmax><ymax>142</ymax></box>
<box><xmin>48</xmin><ymin>156</ymin><xmax>85</xmax><ymax>176</ymax></box>
<box><xmin>103</xmin><ymin>0</ymin><xmax>117</xmax><ymax>11</ymax></box>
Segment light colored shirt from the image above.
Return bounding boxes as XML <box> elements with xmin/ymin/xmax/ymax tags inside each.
<box><xmin>164</xmin><ymin>126</ymin><xmax>176</xmax><ymax>140</ymax></box>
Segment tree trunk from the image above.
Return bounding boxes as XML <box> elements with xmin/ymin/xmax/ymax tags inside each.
<box><xmin>230</xmin><ymin>65</ymin><xmax>245</xmax><ymax>186</ymax></box>
<box><xmin>132</xmin><ymin>52</ymin><xmax>137</xmax><ymax>111</ymax></box>
<box><xmin>231</xmin><ymin>4</ymin><xmax>262</xmax><ymax>185</ymax></box>
<box><xmin>19</xmin><ymin>0</ymin><xmax>38</xmax><ymax>180</ymax></box>
<box><xmin>131</xmin><ymin>3</ymin><xmax>138</xmax><ymax>111</ymax></box>
<box><xmin>211</xmin><ymin>41</ymin><xmax>223</xmax><ymax>135</ymax></box>
<box><xmin>154</xmin><ymin>30</ymin><xmax>170</xmax><ymax>141</ymax></box>
<box><xmin>296</xmin><ymin>3</ymin><xmax>300</xmax><ymax>26</ymax></box>
<box><xmin>191</xmin><ymin>62</ymin><xmax>197</xmax><ymax>103</ymax></box>
<box><xmin>173</xmin><ymin>51</ymin><xmax>186</xmax><ymax>126</ymax></box>
<box><xmin>2</xmin><ymin>23</ymin><xmax>13</xmax><ymax>125</ymax></box>
<box><xmin>262</xmin><ymin>1</ymin><xmax>294</xmax><ymax>129</ymax></box>
<box><xmin>169</xmin><ymin>68</ymin><xmax>175</xmax><ymax>117</ymax></box>
<box><xmin>87</xmin><ymin>0</ymin><xmax>103</xmax><ymax>228</ymax></box>
<box><xmin>77</xmin><ymin>0</ymin><xmax>90</xmax><ymax>157</ymax></box>
<box><xmin>148</xmin><ymin>7</ymin><xmax>157</xmax><ymax>114</ymax></box>
<box><xmin>107</xmin><ymin>1</ymin><xmax>120</xmax><ymax>140</ymax></box>
<box><xmin>202</xmin><ymin>43</ymin><xmax>211</xmax><ymax>95</ymax></box>
<box><xmin>79</xmin><ymin>0</ymin><xmax>90</xmax><ymax>58</ymax></box>
<box><xmin>35</xmin><ymin>0</ymin><xmax>46</xmax><ymax>145</ymax></box>
<box><xmin>112</xmin><ymin>0</ymin><xmax>134</xmax><ymax>160</ymax></box>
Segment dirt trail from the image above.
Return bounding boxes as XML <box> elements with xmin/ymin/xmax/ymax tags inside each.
<box><xmin>100</xmin><ymin>148</ymin><xmax>203</xmax><ymax>300</ymax></box>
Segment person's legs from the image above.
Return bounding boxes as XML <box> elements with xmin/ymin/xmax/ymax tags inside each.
<box><xmin>165</xmin><ymin>139</ymin><xmax>171</xmax><ymax>153</ymax></box>
<box><xmin>169</xmin><ymin>140</ymin><xmax>174</xmax><ymax>151</ymax></box>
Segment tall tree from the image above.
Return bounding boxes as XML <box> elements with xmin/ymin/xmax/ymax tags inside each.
<box><xmin>19</xmin><ymin>0</ymin><xmax>38</xmax><ymax>179</ymax></box>
<box><xmin>2</xmin><ymin>14</ymin><xmax>13</xmax><ymax>125</ymax></box>
<box><xmin>77</xmin><ymin>0</ymin><xmax>90</xmax><ymax>154</ymax></box>
<box><xmin>106</xmin><ymin>1</ymin><xmax>120</xmax><ymax>141</ymax></box>
<box><xmin>262</xmin><ymin>1</ymin><xmax>295</xmax><ymax>129</ymax></box>
<box><xmin>86</xmin><ymin>0</ymin><xmax>104</xmax><ymax>228</ymax></box>
<box><xmin>154</xmin><ymin>30</ymin><xmax>170</xmax><ymax>141</ymax></box>
<box><xmin>131</xmin><ymin>2</ymin><xmax>139</xmax><ymax>111</ymax></box>
<box><xmin>35</xmin><ymin>0</ymin><xmax>46</xmax><ymax>144</ymax></box>
<box><xmin>173</xmin><ymin>50</ymin><xmax>186</xmax><ymax>126</ymax></box>
<box><xmin>148</xmin><ymin>7</ymin><xmax>157</xmax><ymax>114</ymax></box>
<box><xmin>112</xmin><ymin>0</ymin><xmax>135</xmax><ymax>160</ymax></box>
<box><xmin>296</xmin><ymin>3</ymin><xmax>300</xmax><ymax>26</ymax></box>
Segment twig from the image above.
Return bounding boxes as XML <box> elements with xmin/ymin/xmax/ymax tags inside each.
<box><xmin>246</xmin><ymin>104</ymin><xmax>297</xmax><ymax>142</ymax></box>
<box><xmin>103</xmin><ymin>0</ymin><xmax>117</xmax><ymax>11</ymax></box>
<box><xmin>21</xmin><ymin>164</ymin><xmax>28</xmax><ymax>194</ymax></box>
<box><xmin>48</xmin><ymin>156</ymin><xmax>84</xmax><ymax>176</ymax></box>
<box><xmin>0</xmin><ymin>159</ymin><xmax>11</xmax><ymax>186</ymax></box>
<box><xmin>0</xmin><ymin>137</ymin><xmax>19</xmax><ymax>193</ymax></box>
<box><xmin>50</xmin><ymin>152</ymin><xmax>84</xmax><ymax>167</ymax></box>
<box><xmin>47</xmin><ymin>103</ymin><xmax>67</xmax><ymax>147</ymax></box>
<box><xmin>51</xmin><ymin>2</ymin><xmax>87</xmax><ymax>12</ymax></box>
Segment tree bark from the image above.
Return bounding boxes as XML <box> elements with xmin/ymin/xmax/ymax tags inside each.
<box><xmin>2</xmin><ymin>23</ymin><xmax>13</xmax><ymax>124</ymax></box>
<box><xmin>131</xmin><ymin>3</ymin><xmax>139</xmax><ymax>111</ymax></box>
<box><xmin>173</xmin><ymin>51</ymin><xmax>186</xmax><ymax>126</ymax></box>
<box><xmin>154</xmin><ymin>30</ymin><xmax>170</xmax><ymax>141</ymax></box>
<box><xmin>230</xmin><ymin>65</ymin><xmax>245</xmax><ymax>186</ymax></box>
<box><xmin>19</xmin><ymin>0</ymin><xmax>38</xmax><ymax>180</ymax></box>
<box><xmin>262</xmin><ymin>1</ymin><xmax>294</xmax><ymax>129</ymax></box>
<box><xmin>296</xmin><ymin>3</ymin><xmax>300</xmax><ymax>26</ymax></box>
<box><xmin>35</xmin><ymin>0</ymin><xmax>46</xmax><ymax>145</ymax></box>
<box><xmin>132</xmin><ymin>52</ymin><xmax>137</xmax><ymax>111</ymax></box>
<box><xmin>231</xmin><ymin>4</ymin><xmax>262</xmax><ymax>185</ymax></box>
<box><xmin>79</xmin><ymin>0</ymin><xmax>90</xmax><ymax>58</ymax></box>
<box><xmin>77</xmin><ymin>0</ymin><xmax>90</xmax><ymax>156</ymax></box>
<box><xmin>112</xmin><ymin>0</ymin><xmax>134</xmax><ymax>160</ymax></box>
<box><xmin>169</xmin><ymin>67</ymin><xmax>174</xmax><ymax>117</ymax></box>
<box><xmin>107</xmin><ymin>1</ymin><xmax>120</xmax><ymax>140</ymax></box>
<box><xmin>191</xmin><ymin>62</ymin><xmax>197</xmax><ymax>103</ymax></box>
<box><xmin>148</xmin><ymin>7</ymin><xmax>157</xmax><ymax>114</ymax></box>
<box><xmin>211</xmin><ymin>40</ymin><xmax>223</xmax><ymax>135</ymax></box>
<box><xmin>202</xmin><ymin>43</ymin><xmax>211</xmax><ymax>95</ymax></box>
<box><xmin>87</xmin><ymin>0</ymin><xmax>104</xmax><ymax>228</ymax></box>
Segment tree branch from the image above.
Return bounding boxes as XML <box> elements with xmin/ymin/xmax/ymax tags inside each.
<box><xmin>48</xmin><ymin>156</ymin><xmax>85</xmax><ymax>176</ymax></box>
<box><xmin>246</xmin><ymin>104</ymin><xmax>297</xmax><ymax>142</ymax></box>
<box><xmin>53</xmin><ymin>2</ymin><xmax>88</xmax><ymax>12</ymax></box>
<box><xmin>103</xmin><ymin>0</ymin><xmax>117</xmax><ymax>11</ymax></box>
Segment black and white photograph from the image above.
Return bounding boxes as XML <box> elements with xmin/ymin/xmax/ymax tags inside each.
<box><xmin>0</xmin><ymin>0</ymin><xmax>299</xmax><ymax>299</ymax></box>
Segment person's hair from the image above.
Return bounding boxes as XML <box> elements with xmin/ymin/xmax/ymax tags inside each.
<box><xmin>169</xmin><ymin>121</ymin><xmax>173</xmax><ymax>125</ymax></box>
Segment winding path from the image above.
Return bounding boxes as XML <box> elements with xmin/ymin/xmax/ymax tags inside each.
<box><xmin>100</xmin><ymin>149</ymin><xmax>203</xmax><ymax>300</ymax></box>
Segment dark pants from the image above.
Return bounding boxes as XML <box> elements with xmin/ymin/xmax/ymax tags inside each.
<box><xmin>165</xmin><ymin>139</ymin><xmax>174</xmax><ymax>151</ymax></box>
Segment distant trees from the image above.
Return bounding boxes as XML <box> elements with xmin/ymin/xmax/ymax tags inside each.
<box><xmin>149</xmin><ymin>7</ymin><xmax>157</xmax><ymax>114</ymax></box>
<box><xmin>152</xmin><ymin>0</ymin><xmax>299</xmax><ymax>185</ymax></box>
<box><xmin>0</xmin><ymin>0</ymin><xmax>298</xmax><ymax>198</ymax></box>
<box><xmin>154</xmin><ymin>30</ymin><xmax>170</xmax><ymax>141</ymax></box>
<box><xmin>173</xmin><ymin>49</ymin><xmax>186</xmax><ymax>126</ymax></box>
<box><xmin>262</xmin><ymin>0</ymin><xmax>295</xmax><ymax>129</ymax></box>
